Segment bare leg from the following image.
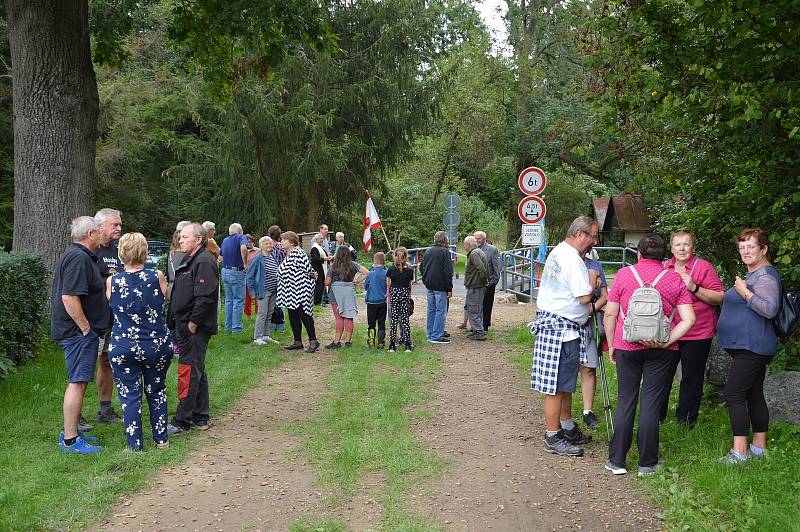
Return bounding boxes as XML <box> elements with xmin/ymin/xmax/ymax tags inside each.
<box><xmin>733</xmin><ymin>435</ymin><xmax>749</xmax><ymax>455</ymax></box>
<box><xmin>96</xmin><ymin>352</ymin><xmax>113</xmax><ymax>403</ymax></box>
<box><xmin>543</xmin><ymin>393</ymin><xmax>564</xmax><ymax>432</ymax></box>
<box><xmin>63</xmin><ymin>382</ymin><xmax>88</xmax><ymax>439</ymax></box>
<box><xmin>580</xmin><ymin>366</ymin><xmax>596</xmax><ymax>411</ymax></box>
<box><xmin>559</xmin><ymin>391</ymin><xmax>573</xmax><ymax>421</ymax></box>
<box><xmin>752</xmin><ymin>432</ymin><xmax>767</xmax><ymax>450</ymax></box>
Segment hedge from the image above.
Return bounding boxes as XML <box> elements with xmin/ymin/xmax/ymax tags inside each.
<box><xmin>0</xmin><ymin>250</ymin><xmax>48</xmax><ymax>378</ymax></box>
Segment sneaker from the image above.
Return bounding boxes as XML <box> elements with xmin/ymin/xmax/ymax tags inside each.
<box><xmin>96</xmin><ymin>410</ymin><xmax>123</xmax><ymax>424</ymax></box>
<box><xmin>325</xmin><ymin>341</ymin><xmax>341</xmax><ymax>349</ymax></box>
<box><xmin>638</xmin><ymin>460</ymin><xmax>665</xmax><ymax>476</ymax></box>
<box><xmin>605</xmin><ymin>461</ymin><xmax>628</xmax><ymax>475</ymax></box>
<box><xmin>78</xmin><ymin>416</ymin><xmax>93</xmax><ymax>432</ymax></box>
<box><xmin>583</xmin><ymin>411</ymin><xmax>599</xmax><ymax>428</ymax></box>
<box><xmin>388</xmin><ymin>342</ymin><xmax>396</xmax><ymax>353</ymax></box>
<box><xmin>719</xmin><ymin>449</ymin><xmax>748</xmax><ymax>465</ymax></box>
<box><xmin>543</xmin><ymin>431</ymin><xmax>584</xmax><ymax>457</ymax></box>
<box><xmin>253</xmin><ymin>338</ymin><xmax>267</xmax><ymax>346</ymax></box>
<box><xmin>192</xmin><ymin>421</ymin><xmax>209</xmax><ymax>431</ymax></box>
<box><xmin>367</xmin><ymin>329</ymin><xmax>376</xmax><ymax>347</ymax></box>
<box><xmin>562</xmin><ymin>425</ymin><xmax>592</xmax><ymax>445</ymax></box>
<box><xmin>263</xmin><ymin>336</ymin><xmax>280</xmax><ymax>344</ymax></box>
<box><xmin>166</xmin><ymin>423</ymin><xmax>190</xmax><ymax>437</ymax></box>
<box><xmin>377</xmin><ymin>343</ymin><xmax>385</xmax><ymax>350</ymax></box>
<box><xmin>427</xmin><ymin>338</ymin><xmax>450</xmax><ymax>344</ymax></box>
<box><xmin>306</xmin><ymin>340</ymin><xmax>320</xmax><ymax>353</ymax></box>
<box><xmin>60</xmin><ymin>435</ymin><xmax>103</xmax><ymax>454</ymax></box>
<box><xmin>284</xmin><ymin>341</ymin><xmax>304</xmax><ymax>350</ymax></box>
<box><xmin>442</xmin><ymin>331</ymin><xmax>451</xmax><ymax>338</ymax></box>
<box><xmin>404</xmin><ymin>344</ymin><xmax>413</xmax><ymax>353</ymax></box>
<box><xmin>468</xmin><ymin>332</ymin><xmax>487</xmax><ymax>341</ymax></box>
<box><xmin>748</xmin><ymin>445</ymin><xmax>767</xmax><ymax>460</ymax></box>
<box><xmin>59</xmin><ymin>431</ymin><xmax>97</xmax><ymax>444</ymax></box>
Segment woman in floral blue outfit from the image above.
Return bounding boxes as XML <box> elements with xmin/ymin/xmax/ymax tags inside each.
<box><xmin>106</xmin><ymin>232</ymin><xmax>172</xmax><ymax>451</ymax></box>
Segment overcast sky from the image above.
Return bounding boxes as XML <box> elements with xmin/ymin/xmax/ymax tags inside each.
<box><xmin>475</xmin><ymin>0</ymin><xmax>509</xmax><ymax>54</ymax></box>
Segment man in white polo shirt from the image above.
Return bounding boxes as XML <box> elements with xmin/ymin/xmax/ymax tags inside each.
<box><xmin>530</xmin><ymin>216</ymin><xmax>599</xmax><ymax>457</ymax></box>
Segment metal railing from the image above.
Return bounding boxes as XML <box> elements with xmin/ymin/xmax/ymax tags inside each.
<box><xmin>499</xmin><ymin>246</ymin><xmax>638</xmax><ymax>302</ymax></box>
<box><xmin>406</xmin><ymin>245</ymin><xmax>466</xmax><ymax>284</ymax></box>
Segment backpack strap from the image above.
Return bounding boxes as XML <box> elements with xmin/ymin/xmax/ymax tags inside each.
<box><xmin>651</xmin><ymin>269</ymin><xmax>669</xmax><ymax>288</ymax></box>
<box><xmin>630</xmin><ymin>265</ymin><xmax>645</xmax><ymax>287</ymax></box>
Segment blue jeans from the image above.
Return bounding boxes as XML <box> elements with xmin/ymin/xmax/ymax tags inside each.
<box><xmin>222</xmin><ymin>268</ymin><xmax>245</xmax><ymax>332</ymax></box>
<box><xmin>426</xmin><ymin>289</ymin><xmax>448</xmax><ymax>340</ymax></box>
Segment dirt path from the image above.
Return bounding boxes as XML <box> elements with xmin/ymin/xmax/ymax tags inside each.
<box><xmin>95</xmin><ymin>295</ymin><xmax>662</xmax><ymax>531</ymax></box>
<box><xmin>408</xmin><ymin>297</ymin><xmax>662</xmax><ymax>531</ymax></box>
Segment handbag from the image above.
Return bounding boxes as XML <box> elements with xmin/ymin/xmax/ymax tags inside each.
<box><xmin>774</xmin><ymin>283</ymin><xmax>799</xmax><ymax>338</ymax></box>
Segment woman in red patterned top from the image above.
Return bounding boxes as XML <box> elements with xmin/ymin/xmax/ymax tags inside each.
<box><xmin>602</xmin><ymin>233</ymin><xmax>695</xmax><ymax>477</ymax></box>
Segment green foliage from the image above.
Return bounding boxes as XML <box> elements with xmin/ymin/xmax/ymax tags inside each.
<box><xmin>0</xmin><ymin>251</ymin><xmax>47</xmax><ymax>378</ymax></box>
<box><xmin>0</xmin><ymin>16</ymin><xmax>14</xmax><ymax>250</ymax></box>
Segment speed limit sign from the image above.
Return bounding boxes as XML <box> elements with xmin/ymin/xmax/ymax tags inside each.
<box><xmin>518</xmin><ymin>167</ymin><xmax>547</xmax><ymax>196</ymax></box>
<box><xmin>518</xmin><ymin>196</ymin><xmax>547</xmax><ymax>224</ymax></box>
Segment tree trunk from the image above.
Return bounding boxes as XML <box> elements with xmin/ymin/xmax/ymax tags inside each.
<box><xmin>7</xmin><ymin>0</ymin><xmax>98</xmax><ymax>271</ymax></box>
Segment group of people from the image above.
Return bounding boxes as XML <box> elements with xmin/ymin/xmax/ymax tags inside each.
<box><xmin>531</xmin><ymin>216</ymin><xmax>782</xmax><ymax>474</ymax></box>
<box><xmin>53</xmin><ymin>213</ymin><xmax>219</xmax><ymax>453</ymax></box>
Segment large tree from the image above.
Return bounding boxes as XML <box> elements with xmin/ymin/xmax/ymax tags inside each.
<box><xmin>6</xmin><ymin>0</ymin><xmax>98</xmax><ymax>270</ymax></box>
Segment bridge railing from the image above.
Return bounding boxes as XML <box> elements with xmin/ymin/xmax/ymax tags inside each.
<box><xmin>406</xmin><ymin>246</ymin><xmax>466</xmax><ymax>284</ymax></box>
<box><xmin>499</xmin><ymin>246</ymin><xmax>637</xmax><ymax>302</ymax></box>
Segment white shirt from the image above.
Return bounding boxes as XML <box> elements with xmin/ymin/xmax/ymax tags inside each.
<box><xmin>537</xmin><ymin>241</ymin><xmax>593</xmax><ymax>338</ymax></box>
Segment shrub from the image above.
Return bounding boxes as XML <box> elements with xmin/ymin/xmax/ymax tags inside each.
<box><xmin>0</xmin><ymin>250</ymin><xmax>48</xmax><ymax>378</ymax></box>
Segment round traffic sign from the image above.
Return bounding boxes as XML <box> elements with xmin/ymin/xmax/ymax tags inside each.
<box><xmin>443</xmin><ymin>211</ymin><xmax>461</xmax><ymax>227</ymax></box>
<box><xmin>444</xmin><ymin>193</ymin><xmax>461</xmax><ymax>210</ymax></box>
<box><xmin>518</xmin><ymin>167</ymin><xmax>547</xmax><ymax>196</ymax></box>
<box><xmin>517</xmin><ymin>196</ymin><xmax>547</xmax><ymax>224</ymax></box>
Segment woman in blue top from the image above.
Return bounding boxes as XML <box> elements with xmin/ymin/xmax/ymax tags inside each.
<box><xmin>716</xmin><ymin>228</ymin><xmax>781</xmax><ymax>464</ymax></box>
<box><xmin>106</xmin><ymin>232</ymin><xmax>172</xmax><ymax>451</ymax></box>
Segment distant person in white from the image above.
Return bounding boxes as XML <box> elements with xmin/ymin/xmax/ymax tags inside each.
<box><xmin>530</xmin><ymin>216</ymin><xmax>599</xmax><ymax>457</ymax></box>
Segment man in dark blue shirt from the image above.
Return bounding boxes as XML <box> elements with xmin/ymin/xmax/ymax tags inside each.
<box><xmin>52</xmin><ymin>216</ymin><xmax>111</xmax><ymax>454</ymax></box>
<box><xmin>220</xmin><ymin>223</ymin><xmax>249</xmax><ymax>333</ymax></box>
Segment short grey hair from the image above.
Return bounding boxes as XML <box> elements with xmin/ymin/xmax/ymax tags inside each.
<box><xmin>313</xmin><ymin>233</ymin><xmax>323</xmax><ymax>243</ymax></box>
<box><xmin>94</xmin><ymin>208</ymin><xmax>121</xmax><ymax>226</ymax></box>
<box><xmin>202</xmin><ymin>221</ymin><xmax>216</xmax><ymax>231</ymax></box>
<box><xmin>71</xmin><ymin>216</ymin><xmax>97</xmax><ymax>242</ymax></box>
<box><xmin>335</xmin><ymin>231</ymin><xmax>344</xmax><ymax>239</ymax></box>
<box><xmin>434</xmin><ymin>230</ymin><xmax>448</xmax><ymax>245</ymax></box>
<box><xmin>474</xmin><ymin>230</ymin><xmax>486</xmax><ymax>240</ymax></box>
<box><xmin>464</xmin><ymin>235</ymin><xmax>477</xmax><ymax>249</ymax></box>
<box><xmin>259</xmin><ymin>236</ymin><xmax>273</xmax><ymax>247</ymax></box>
<box><xmin>567</xmin><ymin>216</ymin><xmax>596</xmax><ymax>237</ymax></box>
<box><xmin>229</xmin><ymin>223</ymin><xmax>243</xmax><ymax>235</ymax></box>
<box><xmin>185</xmin><ymin>223</ymin><xmax>208</xmax><ymax>246</ymax></box>
<box><xmin>176</xmin><ymin>220</ymin><xmax>191</xmax><ymax>231</ymax></box>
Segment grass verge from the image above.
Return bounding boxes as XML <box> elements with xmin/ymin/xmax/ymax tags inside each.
<box><xmin>0</xmin><ymin>317</ymin><xmax>289</xmax><ymax>531</ymax></box>
<box><xmin>286</xmin><ymin>325</ymin><xmax>443</xmax><ymax>531</ymax></box>
<box><xmin>499</xmin><ymin>323</ymin><xmax>800</xmax><ymax>531</ymax></box>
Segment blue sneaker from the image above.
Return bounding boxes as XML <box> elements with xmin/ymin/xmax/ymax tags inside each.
<box><xmin>60</xmin><ymin>435</ymin><xmax>103</xmax><ymax>454</ymax></box>
<box><xmin>60</xmin><ymin>431</ymin><xmax>97</xmax><ymax>444</ymax></box>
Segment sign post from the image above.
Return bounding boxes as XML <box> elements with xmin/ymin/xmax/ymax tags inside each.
<box><xmin>517</xmin><ymin>167</ymin><xmax>549</xmax><ymax>297</ymax></box>
<box><xmin>443</xmin><ymin>193</ymin><xmax>461</xmax><ymax>270</ymax></box>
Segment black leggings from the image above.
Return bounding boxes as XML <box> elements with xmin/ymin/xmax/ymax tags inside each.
<box><xmin>724</xmin><ymin>349</ymin><xmax>773</xmax><ymax>436</ymax></box>
<box><xmin>659</xmin><ymin>338</ymin><xmax>713</xmax><ymax>424</ymax></box>
<box><xmin>287</xmin><ymin>307</ymin><xmax>317</xmax><ymax>342</ymax></box>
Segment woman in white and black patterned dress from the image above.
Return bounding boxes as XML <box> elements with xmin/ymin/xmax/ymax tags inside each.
<box><xmin>387</xmin><ymin>247</ymin><xmax>414</xmax><ymax>352</ymax></box>
<box><xmin>276</xmin><ymin>231</ymin><xmax>320</xmax><ymax>353</ymax></box>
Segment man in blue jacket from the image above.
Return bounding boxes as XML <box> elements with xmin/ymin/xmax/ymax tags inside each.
<box><xmin>421</xmin><ymin>231</ymin><xmax>453</xmax><ymax>344</ymax></box>
<box><xmin>364</xmin><ymin>252</ymin><xmax>389</xmax><ymax>348</ymax></box>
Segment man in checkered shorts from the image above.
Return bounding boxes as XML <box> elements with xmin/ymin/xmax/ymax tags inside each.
<box><xmin>530</xmin><ymin>216</ymin><xmax>599</xmax><ymax>457</ymax></box>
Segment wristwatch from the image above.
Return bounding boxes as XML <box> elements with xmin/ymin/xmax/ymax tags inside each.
<box><xmin>691</xmin><ymin>284</ymin><xmax>700</xmax><ymax>294</ymax></box>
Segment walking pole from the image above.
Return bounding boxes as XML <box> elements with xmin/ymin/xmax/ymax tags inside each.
<box><xmin>592</xmin><ymin>302</ymin><xmax>614</xmax><ymax>438</ymax></box>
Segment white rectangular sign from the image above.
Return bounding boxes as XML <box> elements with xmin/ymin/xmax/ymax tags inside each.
<box><xmin>521</xmin><ymin>223</ymin><xmax>544</xmax><ymax>246</ymax></box>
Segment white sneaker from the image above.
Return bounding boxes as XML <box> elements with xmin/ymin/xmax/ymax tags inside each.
<box><xmin>263</xmin><ymin>336</ymin><xmax>280</xmax><ymax>344</ymax></box>
<box><xmin>253</xmin><ymin>338</ymin><xmax>267</xmax><ymax>346</ymax></box>
<box><xmin>605</xmin><ymin>461</ymin><xmax>628</xmax><ymax>475</ymax></box>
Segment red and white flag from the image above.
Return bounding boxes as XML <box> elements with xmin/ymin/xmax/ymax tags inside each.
<box><xmin>362</xmin><ymin>191</ymin><xmax>383</xmax><ymax>252</ymax></box>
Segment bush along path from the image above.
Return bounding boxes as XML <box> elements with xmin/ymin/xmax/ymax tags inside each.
<box><xmin>93</xmin><ymin>297</ymin><xmax>666</xmax><ymax>532</ymax></box>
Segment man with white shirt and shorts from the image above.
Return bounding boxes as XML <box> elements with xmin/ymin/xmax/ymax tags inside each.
<box><xmin>530</xmin><ymin>216</ymin><xmax>599</xmax><ymax>457</ymax></box>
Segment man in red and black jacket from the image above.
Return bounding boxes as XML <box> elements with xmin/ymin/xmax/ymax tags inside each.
<box><xmin>167</xmin><ymin>223</ymin><xmax>219</xmax><ymax>435</ymax></box>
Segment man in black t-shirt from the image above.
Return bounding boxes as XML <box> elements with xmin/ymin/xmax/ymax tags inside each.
<box><xmin>93</xmin><ymin>208</ymin><xmax>123</xmax><ymax>424</ymax></box>
<box><xmin>52</xmin><ymin>216</ymin><xmax>111</xmax><ymax>454</ymax></box>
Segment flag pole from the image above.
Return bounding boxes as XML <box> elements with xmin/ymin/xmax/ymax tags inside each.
<box><xmin>380</xmin><ymin>224</ymin><xmax>393</xmax><ymax>253</ymax></box>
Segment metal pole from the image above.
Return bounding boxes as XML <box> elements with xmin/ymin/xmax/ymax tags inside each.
<box><xmin>529</xmin><ymin>246</ymin><xmax>535</xmax><ymax>300</ymax></box>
